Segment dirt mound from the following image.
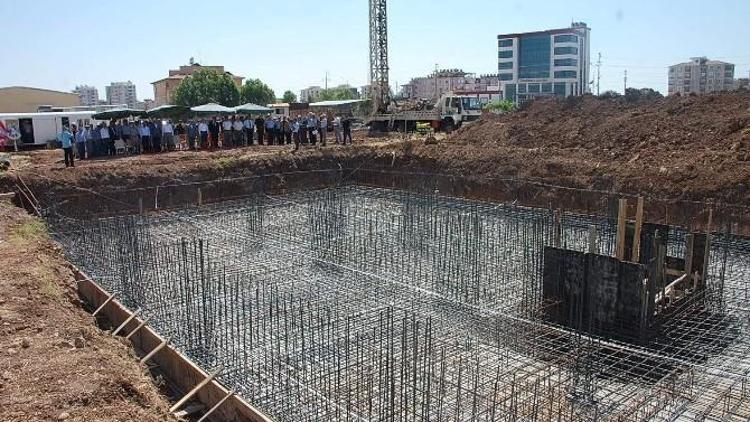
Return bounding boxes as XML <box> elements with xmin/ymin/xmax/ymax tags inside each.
<box><xmin>0</xmin><ymin>200</ymin><xmax>175</xmax><ymax>422</ymax></box>
<box><xmin>424</xmin><ymin>91</ymin><xmax>750</xmax><ymax>203</ymax></box>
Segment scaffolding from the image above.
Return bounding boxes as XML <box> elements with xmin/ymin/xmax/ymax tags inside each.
<box><xmin>48</xmin><ymin>184</ymin><xmax>750</xmax><ymax>421</ymax></box>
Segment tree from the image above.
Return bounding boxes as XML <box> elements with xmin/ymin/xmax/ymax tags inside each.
<box><xmin>599</xmin><ymin>90</ymin><xmax>622</xmax><ymax>99</ymax></box>
<box><xmin>624</xmin><ymin>87</ymin><xmax>663</xmax><ymax>102</ymax></box>
<box><xmin>282</xmin><ymin>90</ymin><xmax>297</xmax><ymax>103</ymax></box>
<box><xmin>318</xmin><ymin>86</ymin><xmax>358</xmax><ymax>101</ymax></box>
<box><xmin>483</xmin><ymin>100</ymin><xmax>517</xmax><ymax>113</ymax></box>
<box><xmin>241</xmin><ymin>79</ymin><xmax>275</xmax><ymax>106</ymax></box>
<box><xmin>172</xmin><ymin>69</ymin><xmax>240</xmax><ymax>107</ymax></box>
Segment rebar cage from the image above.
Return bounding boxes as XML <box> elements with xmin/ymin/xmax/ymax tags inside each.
<box><xmin>44</xmin><ymin>172</ymin><xmax>750</xmax><ymax>421</ymax></box>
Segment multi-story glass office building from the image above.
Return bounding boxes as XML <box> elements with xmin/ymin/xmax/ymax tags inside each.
<box><xmin>497</xmin><ymin>23</ymin><xmax>591</xmax><ymax>102</ymax></box>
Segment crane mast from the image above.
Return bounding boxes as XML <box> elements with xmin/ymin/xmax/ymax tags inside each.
<box><xmin>369</xmin><ymin>0</ymin><xmax>389</xmax><ymax>113</ymax></box>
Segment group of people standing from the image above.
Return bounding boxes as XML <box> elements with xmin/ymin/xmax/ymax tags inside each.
<box><xmin>56</xmin><ymin>112</ymin><xmax>355</xmax><ymax>168</ymax></box>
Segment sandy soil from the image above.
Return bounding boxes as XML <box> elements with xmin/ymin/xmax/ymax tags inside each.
<box><xmin>0</xmin><ymin>199</ymin><xmax>175</xmax><ymax>422</ymax></box>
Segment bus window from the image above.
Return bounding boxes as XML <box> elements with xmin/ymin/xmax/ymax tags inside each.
<box><xmin>18</xmin><ymin>119</ymin><xmax>34</xmax><ymax>144</ymax></box>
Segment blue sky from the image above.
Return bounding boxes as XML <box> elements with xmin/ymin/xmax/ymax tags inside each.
<box><xmin>1</xmin><ymin>0</ymin><xmax>748</xmax><ymax>101</ymax></box>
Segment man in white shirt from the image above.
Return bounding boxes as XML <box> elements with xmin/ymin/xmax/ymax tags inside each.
<box><xmin>232</xmin><ymin>117</ymin><xmax>243</xmax><ymax>147</ymax></box>
<box><xmin>162</xmin><ymin>120</ymin><xmax>175</xmax><ymax>151</ymax></box>
<box><xmin>99</xmin><ymin>123</ymin><xmax>111</xmax><ymax>156</ymax></box>
<box><xmin>243</xmin><ymin>116</ymin><xmax>254</xmax><ymax>146</ymax></box>
<box><xmin>319</xmin><ymin>114</ymin><xmax>328</xmax><ymax>146</ymax></box>
<box><xmin>198</xmin><ymin>121</ymin><xmax>209</xmax><ymax>149</ymax></box>
<box><xmin>333</xmin><ymin>115</ymin><xmax>342</xmax><ymax>144</ymax></box>
<box><xmin>221</xmin><ymin>118</ymin><xmax>233</xmax><ymax>148</ymax></box>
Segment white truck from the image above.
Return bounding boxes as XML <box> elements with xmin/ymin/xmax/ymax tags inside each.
<box><xmin>367</xmin><ymin>93</ymin><xmax>483</xmax><ymax>132</ymax></box>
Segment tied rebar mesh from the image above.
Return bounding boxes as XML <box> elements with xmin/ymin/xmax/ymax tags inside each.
<box><xmin>49</xmin><ymin>185</ymin><xmax>750</xmax><ymax>421</ymax></box>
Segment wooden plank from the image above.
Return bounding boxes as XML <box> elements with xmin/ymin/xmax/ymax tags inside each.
<box><xmin>74</xmin><ymin>268</ymin><xmax>273</xmax><ymax>422</ymax></box>
<box><xmin>175</xmin><ymin>403</ymin><xmax>206</xmax><ymax>418</ymax></box>
<box><xmin>125</xmin><ymin>317</ymin><xmax>151</xmax><ymax>341</ymax></box>
<box><xmin>631</xmin><ymin>197</ymin><xmax>645</xmax><ymax>263</ymax></box>
<box><xmin>140</xmin><ymin>336</ymin><xmax>172</xmax><ymax>364</ymax></box>
<box><xmin>91</xmin><ymin>292</ymin><xmax>116</xmax><ymax>317</ymax></box>
<box><xmin>702</xmin><ymin>209</ymin><xmax>713</xmax><ymax>287</ymax></box>
<box><xmin>170</xmin><ymin>366</ymin><xmax>224</xmax><ymax>413</ymax></box>
<box><xmin>684</xmin><ymin>233</ymin><xmax>695</xmax><ymax>290</ymax></box>
<box><xmin>198</xmin><ymin>389</ymin><xmax>236</xmax><ymax>422</ymax></box>
<box><xmin>112</xmin><ymin>307</ymin><xmax>142</xmax><ymax>336</ymax></box>
<box><xmin>616</xmin><ymin>199</ymin><xmax>628</xmax><ymax>261</ymax></box>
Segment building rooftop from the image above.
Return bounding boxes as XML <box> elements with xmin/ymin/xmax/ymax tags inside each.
<box><xmin>0</xmin><ymin>86</ymin><xmax>79</xmax><ymax>95</ymax></box>
<box><xmin>498</xmin><ymin>23</ymin><xmax>589</xmax><ymax>39</ymax></box>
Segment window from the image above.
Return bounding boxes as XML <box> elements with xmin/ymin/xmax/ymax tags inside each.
<box><xmin>499</xmin><ymin>50</ymin><xmax>513</xmax><ymax>59</ymax></box>
<box><xmin>554</xmin><ymin>58</ymin><xmax>578</xmax><ymax>67</ymax></box>
<box><xmin>505</xmin><ymin>84</ymin><xmax>517</xmax><ymax>101</ymax></box>
<box><xmin>499</xmin><ymin>73</ymin><xmax>514</xmax><ymax>81</ymax></box>
<box><xmin>554</xmin><ymin>34</ymin><xmax>578</xmax><ymax>43</ymax></box>
<box><xmin>518</xmin><ymin>84</ymin><xmax>527</xmax><ymax>94</ymax></box>
<box><xmin>498</xmin><ymin>62</ymin><xmax>513</xmax><ymax>70</ymax></box>
<box><xmin>542</xmin><ymin>83</ymin><xmax>552</xmax><ymax>93</ymax></box>
<box><xmin>518</xmin><ymin>34</ymin><xmax>551</xmax><ymax>79</ymax></box>
<box><xmin>528</xmin><ymin>84</ymin><xmax>540</xmax><ymax>93</ymax></box>
<box><xmin>554</xmin><ymin>47</ymin><xmax>578</xmax><ymax>55</ymax></box>
<box><xmin>554</xmin><ymin>83</ymin><xmax>567</xmax><ymax>96</ymax></box>
<box><xmin>461</xmin><ymin>97</ymin><xmax>482</xmax><ymax>111</ymax></box>
<box><xmin>498</xmin><ymin>39</ymin><xmax>513</xmax><ymax>48</ymax></box>
<box><xmin>555</xmin><ymin>71</ymin><xmax>577</xmax><ymax>79</ymax></box>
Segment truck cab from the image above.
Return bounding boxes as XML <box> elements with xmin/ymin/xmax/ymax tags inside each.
<box><xmin>435</xmin><ymin>93</ymin><xmax>483</xmax><ymax>132</ymax></box>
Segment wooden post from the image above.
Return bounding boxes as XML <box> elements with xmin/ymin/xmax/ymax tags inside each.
<box><xmin>140</xmin><ymin>336</ymin><xmax>172</xmax><ymax>365</ymax></box>
<box><xmin>684</xmin><ymin>233</ymin><xmax>695</xmax><ymax>290</ymax></box>
<box><xmin>125</xmin><ymin>317</ymin><xmax>151</xmax><ymax>341</ymax></box>
<box><xmin>702</xmin><ymin>209</ymin><xmax>713</xmax><ymax>288</ymax></box>
<box><xmin>169</xmin><ymin>366</ymin><xmax>225</xmax><ymax>413</ymax></box>
<box><xmin>197</xmin><ymin>188</ymin><xmax>203</xmax><ymax>206</ymax></box>
<box><xmin>197</xmin><ymin>388</ymin><xmax>236</xmax><ymax>422</ymax></box>
<box><xmin>138</xmin><ymin>197</ymin><xmax>144</xmax><ymax>215</ymax></box>
<box><xmin>112</xmin><ymin>307</ymin><xmax>142</xmax><ymax>336</ymax></box>
<box><xmin>631</xmin><ymin>197</ymin><xmax>645</xmax><ymax>263</ymax></box>
<box><xmin>91</xmin><ymin>292</ymin><xmax>117</xmax><ymax>317</ymax></box>
<box><xmin>657</xmin><ymin>239</ymin><xmax>666</xmax><ymax>301</ymax></box>
<box><xmin>616</xmin><ymin>199</ymin><xmax>628</xmax><ymax>261</ymax></box>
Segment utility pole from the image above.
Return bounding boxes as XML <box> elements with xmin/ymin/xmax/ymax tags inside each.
<box><xmin>596</xmin><ymin>53</ymin><xmax>602</xmax><ymax>96</ymax></box>
<box><xmin>434</xmin><ymin>63</ymin><xmax>439</xmax><ymax>100</ymax></box>
<box><xmin>623</xmin><ymin>70</ymin><xmax>628</xmax><ymax>94</ymax></box>
<box><xmin>325</xmin><ymin>71</ymin><xmax>329</xmax><ymax>90</ymax></box>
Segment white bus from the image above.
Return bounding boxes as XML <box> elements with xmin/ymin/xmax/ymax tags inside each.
<box><xmin>0</xmin><ymin>111</ymin><xmax>100</xmax><ymax>148</ymax></box>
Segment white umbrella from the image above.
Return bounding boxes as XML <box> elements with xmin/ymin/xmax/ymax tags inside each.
<box><xmin>233</xmin><ymin>103</ymin><xmax>272</xmax><ymax>113</ymax></box>
<box><xmin>190</xmin><ymin>103</ymin><xmax>236</xmax><ymax>115</ymax></box>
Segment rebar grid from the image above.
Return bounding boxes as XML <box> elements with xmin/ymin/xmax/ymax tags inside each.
<box><xmin>48</xmin><ymin>185</ymin><xmax>750</xmax><ymax>421</ymax></box>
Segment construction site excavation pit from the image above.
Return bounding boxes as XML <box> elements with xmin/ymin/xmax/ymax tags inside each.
<box><xmin>46</xmin><ymin>182</ymin><xmax>750</xmax><ymax>422</ymax></box>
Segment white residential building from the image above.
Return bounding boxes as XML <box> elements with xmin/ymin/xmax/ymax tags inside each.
<box><xmin>300</xmin><ymin>86</ymin><xmax>322</xmax><ymax>103</ymax></box>
<box><xmin>668</xmin><ymin>57</ymin><xmax>735</xmax><ymax>95</ymax></box>
<box><xmin>497</xmin><ymin>22</ymin><xmax>591</xmax><ymax>102</ymax></box>
<box><xmin>106</xmin><ymin>81</ymin><xmax>138</xmax><ymax>108</ymax></box>
<box><xmin>73</xmin><ymin>85</ymin><xmax>100</xmax><ymax>106</ymax></box>
<box><xmin>400</xmin><ymin>71</ymin><xmax>503</xmax><ymax>103</ymax></box>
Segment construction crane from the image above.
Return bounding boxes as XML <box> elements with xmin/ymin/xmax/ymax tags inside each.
<box><xmin>369</xmin><ymin>0</ymin><xmax>390</xmax><ymax>113</ymax></box>
<box><xmin>366</xmin><ymin>0</ymin><xmax>482</xmax><ymax>131</ymax></box>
